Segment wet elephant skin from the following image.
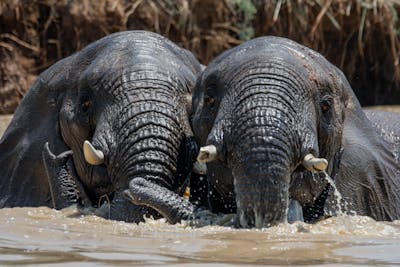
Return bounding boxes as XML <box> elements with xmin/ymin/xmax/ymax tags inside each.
<box><xmin>192</xmin><ymin>36</ymin><xmax>400</xmax><ymax>228</ymax></box>
<box><xmin>0</xmin><ymin>31</ymin><xmax>202</xmax><ymax>224</ymax></box>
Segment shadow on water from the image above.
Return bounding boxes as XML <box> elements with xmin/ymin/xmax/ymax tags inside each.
<box><xmin>0</xmin><ymin>207</ymin><xmax>399</xmax><ymax>266</ymax></box>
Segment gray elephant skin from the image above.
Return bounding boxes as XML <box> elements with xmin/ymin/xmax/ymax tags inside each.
<box><xmin>192</xmin><ymin>36</ymin><xmax>400</xmax><ymax>228</ymax></box>
<box><xmin>0</xmin><ymin>31</ymin><xmax>202</xmax><ymax>223</ymax></box>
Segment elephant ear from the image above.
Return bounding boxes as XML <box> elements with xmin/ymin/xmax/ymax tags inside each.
<box><xmin>331</xmin><ymin>74</ymin><xmax>400</xmax><ymax>220</ymax></box>
<box><xmin>0</xmin><ymin>68</ymin><xmax>70</xmax><ymax>207</ymax></box>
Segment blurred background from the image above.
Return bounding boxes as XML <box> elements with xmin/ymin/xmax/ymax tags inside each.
<box><xmin>0</xmin><ymin>0</ymin><xmax>399</xmax><ymax>114</ymax></box>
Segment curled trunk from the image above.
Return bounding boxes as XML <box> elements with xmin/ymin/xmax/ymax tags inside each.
<box><xmin>108</xmin><ymin>87</ymin><xmax>195</xmax><ymax>223</ymax></box>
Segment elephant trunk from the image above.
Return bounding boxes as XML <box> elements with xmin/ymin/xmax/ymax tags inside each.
<box><xmin>225</xmin><ymin>78</ymin><xmax>306</xmax><ymax>228</ymax></box>
<box><xmin>109</xmin><ymin>94</ymin><xmax>193</xmax><ymax>222</ymax></box>
<box><xmin>232</xmin><ymin>125</ymin><xmax>294</xmax><ymax>228</ymax></box>
<box><xmin>118</xmin><ymin>132</ymin><xmax>179</xmax><ymax>190</ymax></box>
<box><xmin>112</xmin><ymin>93</ymin><xmax>182</xmax><ymax>186</ymax></box>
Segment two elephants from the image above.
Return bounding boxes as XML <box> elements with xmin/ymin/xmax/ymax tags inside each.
<box><xmin>1</xmin><ymin>31</ymin><xmax>399</xmax><ymax>228</ymax></box>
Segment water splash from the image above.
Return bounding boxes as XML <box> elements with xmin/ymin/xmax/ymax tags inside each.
<box><xmin>322</xmin><ymin>171</ymin><xmax>348</xmax><ymax>216</ymax></box>
<box><xmin>188</xmin><ymin>208</ymin><xmax>236</xmax><ymax>227</ymax></box>
<box><xmin>1</xmin><ymin>207</ymin><xmax>400</xmax><ymax>266</ymax></box>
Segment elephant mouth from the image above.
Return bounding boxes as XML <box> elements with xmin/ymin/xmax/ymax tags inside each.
<box><xmin>290</xmin><ymin>165</ymin><xmax>326</xmax><ymax>200</ymax></box>
<box><xmin>81</xmin><ymin>164</ymin><xmax>115</xmax><ymax>207</ymax></box>
<box><xmin>198</xmin><ymin>143</ymin><xmax>331</xmax><ymax>227</ymax></box>
<box><xmin>76</xmin><ymin>140</ymin><xmax>116</xmax><ymax>206</ymax></box>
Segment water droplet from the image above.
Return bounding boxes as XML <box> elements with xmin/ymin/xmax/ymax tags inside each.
<box><xmin>322</xmin><ymin>171</ymin><xmax>348</xmax><ymax>215</ymax></box>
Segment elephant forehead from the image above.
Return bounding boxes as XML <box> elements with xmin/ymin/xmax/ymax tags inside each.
<box><xmin>284</xmin><ymin>43</ymin><xmax>307</xmax><ymax>57</ymax></box>
<box><xmin>207</xmin><ymin>36</ymin><xmax>337</xmax><ymax>81</ymax></box>
<box><xmin>41</xmin><ymin>32</ymin><xmax>199</xmax><ymax>95</ymax></box>
<box><xmin>76</xmin><ymin>54</ymin><xmax>192</xmax><ymax>95</ymax></box>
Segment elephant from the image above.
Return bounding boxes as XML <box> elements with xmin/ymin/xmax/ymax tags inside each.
<box><xmin>192</xmin><ymin>36</ymin><xmax>400</xmax><ymax>228</ymax></box>
<box><xmin>324</xmin><ymin>109</ymin><xmax>400</xmax><ymax>220</ymax></box>
<box><xmin>0</xmin><ymin>31</ymin><xmax>203</xmax><ymax>223</ymax></box>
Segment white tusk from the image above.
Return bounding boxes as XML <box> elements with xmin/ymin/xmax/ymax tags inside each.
<box><xmin>302</xmin><ymin>153</ymin><xmax>328</xmax><ymax>172</ymax></box>
<box><xmin>197</xmin><ymin>145</ymin><xmax>218</xmax><ymax>163</ymax></box>
<box><xmin>83</xmin><ymin>140</ymin><xmax>104</xmax><ymax>165</ymax></box>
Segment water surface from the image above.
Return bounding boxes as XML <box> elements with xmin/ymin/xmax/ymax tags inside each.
<box><xmin>0</xmin><ymin>207</ymin><xmax>399</xmax><ymax>266</ymax></box>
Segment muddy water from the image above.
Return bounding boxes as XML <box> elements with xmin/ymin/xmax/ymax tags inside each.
<box><xmin>1</xmin><ymin>109</ymin><xmax>400</xmax><ymax>266</ymax></box>
<box><xmin>0</xmin><ymin>207</ymin><xmax>399</xmax><ymax>266</ymax></box>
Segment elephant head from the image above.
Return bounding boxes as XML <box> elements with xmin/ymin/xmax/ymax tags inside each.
<box><xmin>0</xmin><ymin>31</ymin><xmax>202</xmax><ymax>223</ymax></box>
<box><xmin>192</xmin><ymin>36</ymin><xmax>354</xmax><ymax>228</ymax></box>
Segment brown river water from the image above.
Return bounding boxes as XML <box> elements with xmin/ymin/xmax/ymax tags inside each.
<box><xmin>1</xmin><ymin>108</ymin><xmax>400</xmax><ymax>266</ymax></box>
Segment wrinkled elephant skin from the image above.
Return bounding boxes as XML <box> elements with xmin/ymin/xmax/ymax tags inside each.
<box><xmin>192</xmin><ymin>36</ymin><xmax>400</xmax><ymax>228</ymax></box>
<box><xmin>0</xmin><ymin>31</ymin><xmax>202</xmax><ymax>224</ymax></box>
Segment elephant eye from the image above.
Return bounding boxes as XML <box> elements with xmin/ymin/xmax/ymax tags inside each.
<box><xmin>205</xmin><ymin>83</ymin><xmax>217</xmax><ymax>108</ymax></box>
<box><xmin>205</xmin><ymin>95</ymin><xmax>215</xmax><ymax>107</ymax></box>
<box><xmin>320</xmin><ymin>98</ymin><xmax>332</xmax><ymax>114</ymax></box>
<box><xmin>81</xmin><ymin>100</ymin><xmax>92</xmax><ymax>113</ymax></box>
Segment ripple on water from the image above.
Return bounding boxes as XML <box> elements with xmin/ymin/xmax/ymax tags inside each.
<box><xmin>0</xmin><ymin>207</ymin><xmax>399</xmax><ymax>266</ymax></box>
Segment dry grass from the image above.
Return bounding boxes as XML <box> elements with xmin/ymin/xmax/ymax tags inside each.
<box><xmin>0</xmin><ymin>0</ymin><xmax>399</xmax><ymax>113</ymax></box>
<box><xmin>255</xmin><ymin>0</ymin><xmax>400</xmax><ymax>105</ymax></box>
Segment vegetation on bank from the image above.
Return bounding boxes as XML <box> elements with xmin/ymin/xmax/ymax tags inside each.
<box><xmin>1</xmin><ymin>0</ymin><xmax>399</xmax><ymax>113</ymax></box>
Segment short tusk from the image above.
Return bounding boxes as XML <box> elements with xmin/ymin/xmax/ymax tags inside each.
<box><xmin>197</xmin><ymin>145</ymin><xmax>218</xmax><ymax>163</ymax></box>
<box><xmin>83</xmin><ymin>140</ymin><xmax>104</xmax><ymax>165</ymax></box>
<box><xmin>302</xmin><ymin>153</ymin><xmax>328</xmax><ymax>172</ymax></box>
